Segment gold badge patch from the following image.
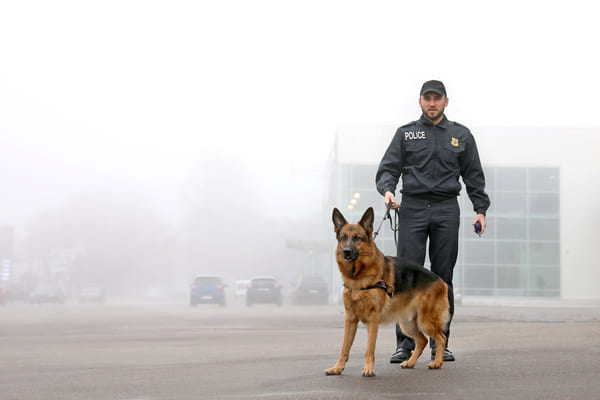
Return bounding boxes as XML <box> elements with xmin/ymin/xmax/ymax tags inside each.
<box><xmin>451</xmin><ymin>137</ymin><xmax>459</xmax><ymax>147</ymax></box>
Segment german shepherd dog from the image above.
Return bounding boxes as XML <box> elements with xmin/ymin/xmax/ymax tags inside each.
<box><xmin>325</xmin><ymin>207</ymin><xmax>450</xmax><ymax>377</ymax></box>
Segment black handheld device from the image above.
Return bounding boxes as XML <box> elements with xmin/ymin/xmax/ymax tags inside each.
<box><xmin>474</xmin><ymin>221</ymin><xmax>482</xmax><ymax>237</ymax></box>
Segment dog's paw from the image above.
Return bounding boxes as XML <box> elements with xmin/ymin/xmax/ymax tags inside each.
<box><xmin>400</xmin><ymin>360</ymin><xmax>416</xmax><ymax>369</ymax></box>
<box><xmin>427</xmin><ymin>361</ymin><xmax>442</xmax><ymax>370</ymax></box>
<box><xmin>361</xmin><ymin>367</ymin><xmax>376</xmax><ymax>377</ymax></box>
<box><xmin>325</xmin><ymin>366</ymin><xmax>344</xmax><ymax>375</ymax></box>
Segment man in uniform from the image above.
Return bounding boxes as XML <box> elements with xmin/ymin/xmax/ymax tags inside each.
<box><xmin>376</xmin><ymin>80</ymin><xmax>490</xmax><ymax>362</ymax></box>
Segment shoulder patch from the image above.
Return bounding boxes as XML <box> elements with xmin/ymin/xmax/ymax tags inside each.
<box><xmin>399</xmin><ymin>120</ymin><xmax>418</xmax><ymax>129</ymax></box>
<box><xmin>451</xmin><ymin>121</ymin><xmax>470</xmax><ymax>131</ymax></box>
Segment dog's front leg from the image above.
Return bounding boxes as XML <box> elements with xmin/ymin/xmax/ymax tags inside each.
<box><xmin>325</xmin><ymin>313</ymin><xmax>358</xmax><ymax>375</ymax></box>
<box><xmin>362</xmin><ymin>315</ymin><xmax>381</xmax><ymax>377</ymax></box>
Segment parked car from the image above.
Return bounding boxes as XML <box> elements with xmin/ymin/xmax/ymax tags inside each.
<box><xmin>290</xmin><ymin>276</ymin><xmax>329</xmax><ymax>305</ymax></box>
<box><xmin>78</xmin><ymin>285</ymin><xmax>106</xmax><ymax>304</ymax></box>
<box><xmin>246</xmin><ymin>276</ymin><xmax>282</xmax><ymax>306</ymax></box>
<box><xmin>190</xmin><ymin>275</ymin><xmax>226</xmax><ymax>307</ymax></box>
<box><xmin>234</xmin><ymin>279</ymin><xmax>249</xmax><ymax>300</ymax></box>
<box><xmin>29</xmin><ymin>284</ymin><xmax>66</xmax><ymax>304</ymax></box>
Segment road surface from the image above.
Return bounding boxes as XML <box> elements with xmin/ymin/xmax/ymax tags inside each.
<box><xmin>1</xmin><ymin>300</ymin><xmax>599</xmax><ymax>399</ymax></box>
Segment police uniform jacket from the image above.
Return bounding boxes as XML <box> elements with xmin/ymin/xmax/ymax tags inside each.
<box><xmin>376</xmin><ymin>115</ymin><xmax>490</xmax><ymax>215</ymax></box>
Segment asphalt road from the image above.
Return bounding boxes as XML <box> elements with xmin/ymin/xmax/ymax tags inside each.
<box><xmin>1</xmin><ymin>300</ymin><xmax>600</xmax><ymax>400</ymax></box>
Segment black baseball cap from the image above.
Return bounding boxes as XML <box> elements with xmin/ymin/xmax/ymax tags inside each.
<box><xmin>420</xmin><ymin>80</ymin><xmax>446</xmax><ymax>96</ymax></box>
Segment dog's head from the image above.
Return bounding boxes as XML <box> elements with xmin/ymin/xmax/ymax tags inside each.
<box><xmin>332</xmin><ymin>207</ymin><xmax>375</xmax><ymax>276</ymax></box>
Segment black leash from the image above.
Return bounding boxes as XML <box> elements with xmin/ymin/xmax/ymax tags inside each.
<box><xmin>373</xmin><ymin>202</ymin><xmax>400</xmax><ymax>250</ymax></box>
<box><xmin>372</xmin><ymin>202</ymin><xmax>392</xmax><ymax>239</ymax></box>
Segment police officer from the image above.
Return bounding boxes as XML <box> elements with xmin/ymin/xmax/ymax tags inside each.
<box><xmin>376</xmin><ymin>80</ymin><xmax>490</xmax><ymax>363</ymax></box>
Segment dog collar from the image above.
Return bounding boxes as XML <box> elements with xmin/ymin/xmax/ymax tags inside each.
<box><xmin>344</xmin><ymin>281</ymin><xmax>392</xmax><ymax>297</ymax></box>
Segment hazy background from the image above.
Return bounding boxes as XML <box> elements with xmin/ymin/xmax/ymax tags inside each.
<box><xmin>1</xmin><ymin>1</ymin><xmax>599</xmax><ymax>298</ymax></box>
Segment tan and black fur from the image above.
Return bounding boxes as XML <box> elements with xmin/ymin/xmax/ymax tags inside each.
<box><xmin>325</xmin><ymin>207</ymin><xmax>450</xmax><ymax>377</ymax></box>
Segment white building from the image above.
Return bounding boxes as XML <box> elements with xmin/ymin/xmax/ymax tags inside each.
<box><xmin>332</xmin><ymin>126</ymin><xmax>600</xmax><ymax>300</ymax></box>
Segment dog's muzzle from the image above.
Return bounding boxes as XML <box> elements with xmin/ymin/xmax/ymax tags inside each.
<box><xmin>342</xmin><ymin>247</ymin><xmax>359</xmax><ymax>262</ymax></box>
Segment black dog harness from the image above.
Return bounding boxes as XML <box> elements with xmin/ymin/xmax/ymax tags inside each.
<box><xmin>343</xmin><ymin>275</ymin><xmax>393</xmax><ymax>298</ymax></box>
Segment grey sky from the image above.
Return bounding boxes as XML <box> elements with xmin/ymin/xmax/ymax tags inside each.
<box><xmin>1</xmin><ymin>0</ymin><xmax>598</xmax><ymax>229</ymax></box>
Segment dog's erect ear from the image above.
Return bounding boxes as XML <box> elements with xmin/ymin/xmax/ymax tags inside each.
<box><xmin>332</xmin><ymin>208</ymin><xmax>348</xmax><ymax>233</ymax></box>
<box><xmin>359</xmin><ymin>207</ymin><xmax>375</xmax><ymax>233</ymax></box>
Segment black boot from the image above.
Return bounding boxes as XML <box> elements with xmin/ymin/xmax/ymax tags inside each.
<box><xmin>430</xmin><ymin>329</ymin><xmax>455</xmax><ymax>361</ymax></box>
<box><xmin>391</xmin><ymin>325</ymin><xmax>415</xmax><ymax>363</ymax></box>
<box><xmin>390</xmin><ymin>347</ymin><xmax>412</xmax><ymax>363</ymax></box>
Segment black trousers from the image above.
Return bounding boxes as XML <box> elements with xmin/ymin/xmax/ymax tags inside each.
<box><xmin>394</xmin><ymin>195</ymin><xmax>459</xmax><ymax>350</ymax></box>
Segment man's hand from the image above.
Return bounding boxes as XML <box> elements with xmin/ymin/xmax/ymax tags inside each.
<box><xmin>385</xmin><ymin>191</ymin><xmax>401</xmax><ymax>209</ymax></box>
<box><xmin>472</xmin><ymin>214</ymin><xmax>486</xmax><ymax>234</ymax></box>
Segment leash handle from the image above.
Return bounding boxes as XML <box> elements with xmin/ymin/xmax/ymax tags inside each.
<box><xmin>385</xmin><ymin>200</ymin><xmax>392</xmax><ymax>214</ymax></box>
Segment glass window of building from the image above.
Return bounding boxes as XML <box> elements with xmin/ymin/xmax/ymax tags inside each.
<box><xmin>456</xmin><ymin>166</ymin><xmax>560</xmax><ymax>297</ymax></box>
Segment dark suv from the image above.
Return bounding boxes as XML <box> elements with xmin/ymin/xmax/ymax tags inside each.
<box><xmin>190</xmin><ymin>275</ymin><xmax>226</xmax><ymax>307</ymax></box>
<box><xmin>246</xmin><ymin>276</ymin><xmax>282</xmax><ymax>306</ymax></box>
<box><xmin>290</xmin><ymin>276</ymin><xmax>329</xmax><ymax>305</ymax></box>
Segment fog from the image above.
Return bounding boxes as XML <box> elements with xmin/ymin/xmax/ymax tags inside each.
<box><xmin>1</xmin><ymin>1</ymin><xmax>599</xmax><ymax>300</ymax></box>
